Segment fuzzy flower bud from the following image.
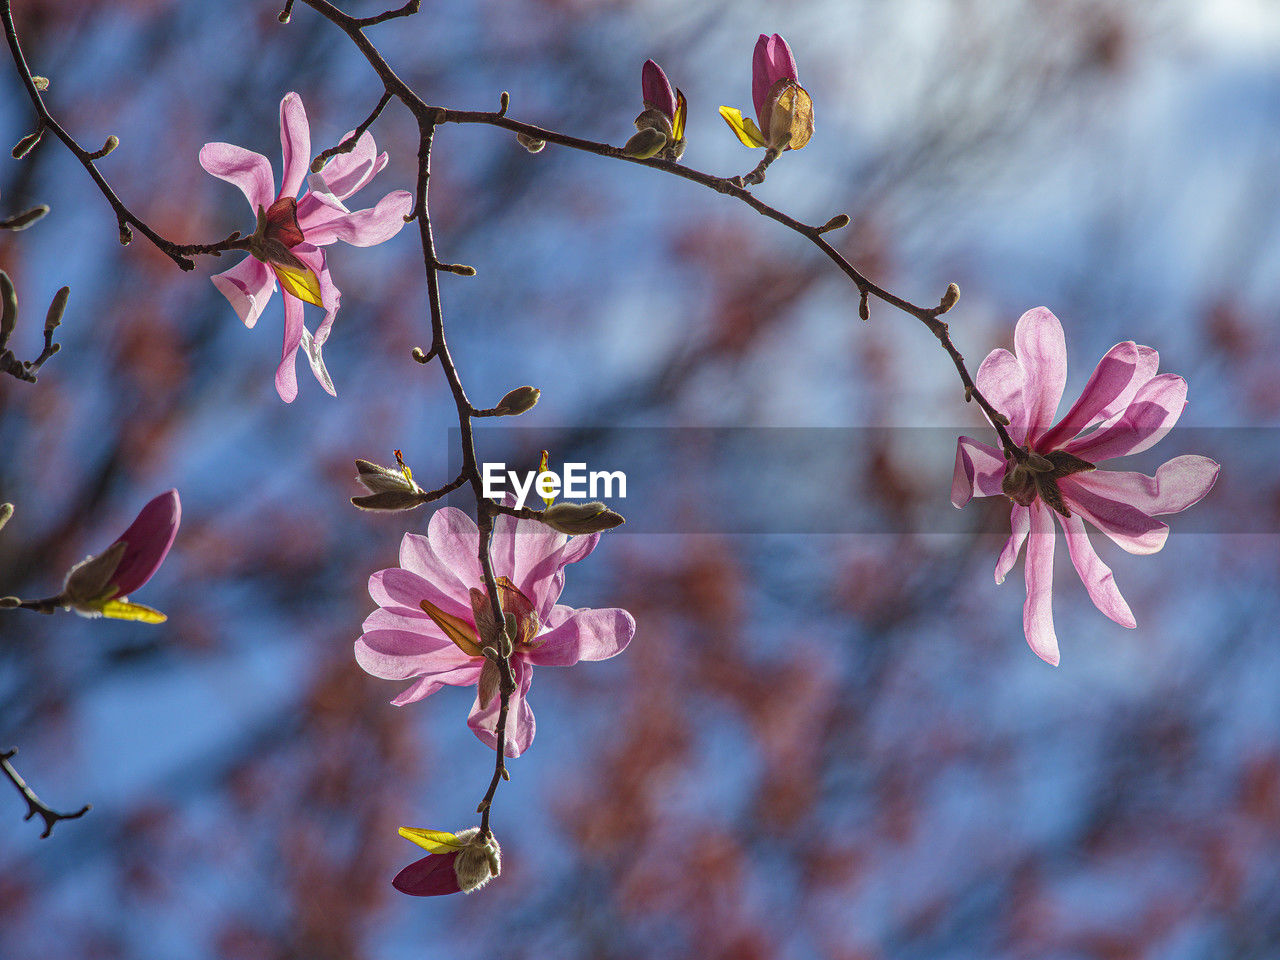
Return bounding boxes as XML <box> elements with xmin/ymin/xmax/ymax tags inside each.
<box><xmin>492</xmin><ymin>385</ymin><xmax>541</xmax><ymax>417</ymax></box>
<box><xmin>542</xmin><ymin>501</ymin><xmax>625</xmax><ymax>535</ymax></box>
<box><xmin>393</xmin><ymin>827</ymin><xmax>501</xmax><ymax>897</ymax></box>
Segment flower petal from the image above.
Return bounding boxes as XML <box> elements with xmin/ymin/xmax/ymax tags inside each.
<box><xmin>392</xmin><ymin>852</ymin><xmax>463</xmax><ymax>896</ymax></box>
<box><xmin>718</xmin><ymin>106</ymin><xmax>767</xmax><ymax>148</ymax></box>
<box><xmin>1037</xmin><ymin>340</ymin><xmax>1140</xmax><ymax>451</ymax></box>
<box><xmin>210</xmin><ymin>255</ymin><xmax>275</xmax><ymax>329</ymax></box>
<box><xmin>1059</xmin><ymin>476</ymin><xmax>1169</xmax><ymax>554</ymax></box>
<box><xmin>1068</xmin><ymin>455</ymin><xmax>1219</xmax><ymax>517</ymax></box>
<box><xmin>370</xmin><ymin>567</ymin><xmax>472</xmax><ymax>623</ymax></box>
<box><xmin>274</xmin><ymin>289</ymin><xmax>306</xmax><ymax>403</ymax></box>
<box><xmin>199</xmin><ymin>143</ymin><xmax>275</xmax><ymax>211</ymax></box>
<box><xmin>1091</xmin><ymin>344</ymin><xmax>1160</xmax><ymax>427</ymax></box>
<box><xmin>1014</xmin><ymin>307</ymin><xmax>1068</xmax><ymax>445</ymax></box>
<box><xmin>427</xmin><ymin>508</ymin><xmax>484</xmax><ymax>586</ymax></box>
<box><xmin>389</xmin><ymin>662</ymin><xmax>484</xmax><ymax>707</ymax></box>
<box><xmin>107</xmin><ymin>489</ymin><xmax>181</xmax><ymax>597</ymax></box>
<box><xmin>752</xmin><ymin>34</ymin><xmax>772</xmax><ymax>124</ymax></box>
<box><xmin>951</xmin><ymin>436</ymin><xmax>1007</xmax><ymax>507</ymax></box>
<box><xmin>1062</xmin><ymin>374</ymin><xmax>1187</xmax><ymax>463</ymax></box>
<box><xmin>279</xmin><ymin>92</ymin><xmax>311</xmax><ymax>200</ymax></box>
<box><xmin>1056</xmin><ymin>512</ymin><xmax>1136</xmax><ymax>628</ymax></box>
<box><xmin>467</xmin><ymin>660</ymin><xmax>534</xmax><ymax>758</ymax></box>
<box><xmin>304</xmin><ymin>129</ymin><xmax>388</xmax><ymax>204</ymax></box>
<box><xmin>974</xmin><ymin>348</ymin><xmax>1028</xmax><ymax>444</ymax></box>
<box><xmin>297</xmin><ymin>190</ymin><xmax>414</xmax><ymax>247</ymax></box>
<box><xmin>526</xmin><ymin>605</ymin><xmax>636</xmax><ymax>666</ymax></box>
<box><xmin>354</xmin><ymin>629</ymin><xmax>475</xmax><ymax>681</ymax></box>
<box><xmin>766</xmin><ymin>34</ymin><xmax>799</xmax><ymax>85</ymax></box>
<box><xmin>1023</xmin><ymin>502</ymin><xmax>1060</xmax><ymax>665</ymax></box>
<box><xmin>995</xmin><ymin>503</ymin><xmax>1031</xmax><ymax>584</ymax></box>
<box><xmin>291</xmin><ymin>244</ymin><xmax>340</xmax><ymax>394</ymax></box>
<box><xmin>642</xmin><ymin>59</ymin><xmax>677</xmax><ymax>119</ymax></box>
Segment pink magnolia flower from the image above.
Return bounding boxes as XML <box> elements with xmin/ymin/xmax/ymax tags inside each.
<box><xmin>63</xmin><ymin>489</ymin><xmax>181</xmax><ymax>623</ymax></box>
<box><xmin>356</xmin><ymin>506</ymin><xmax>635</xmax><ymax>757</ymax></box>
<box><xmin>951</xmin><ymin>307</ymin><xmax>1219</xmax><ymax>665</ymax></box>
<box><xmin>199</xmin><ymin>92</ymin><xmax>413</xmax><ymax>402</ymax></box>
<box><xmin>719</xmin><ymin>33</ymin><xmax>814</xmax><ymax>152</ymax></box>
<box><xmin>624</xmin><ymin>60</ymin><xmax>687</xmax><ymax>161</ymax></box>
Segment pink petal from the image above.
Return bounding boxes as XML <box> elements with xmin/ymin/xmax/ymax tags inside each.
<box><xmin>108</xmin><ymin>489</ymin><xmax>180</xmax><ymax>597</ymax></box>
<box><xmin>291</xmin><ymin>244</ymin><xmax>340</xmax><ymax>395</ymax></box>
<box><xmin>279</xmin><ymin>92</ymin><xmax>311</xmax><ymax>201</ymax></box>
<box><xmin>467</xmin><ymin>660</ymin><xmax>535</xmax><ymax>758</ymax></box>
<box><xmin>1056</xmin><ymin>513</ymin><xmax>1136</xmax><ymax>628</ymax></box>
<box><xmin>1014</xmin><ymin>307</ymin><xmax>1068</xmax><ymax>446</ymax></box>
<box><xmin>490</xmin><ymin>512</ymin><xmax>574</xmax><ymax>616</ymax></box>
<box><xmin>393</xmin><ymin>852</ymin><xmax>462</xmax><ymax>897</ymax></box>
<box><xmin>426</xmin><ymin>509</ymin><xmax>484</xmax><ymax>586</ymax></box>
<box><xmin>751</xmin><ymin>34</ymin><xmax>772</xmax><ymax>126</ymax></box>
<box><xmin>354</xmin><ymin>631</ymin><xmax>474</xmax><ymax>681</ymax></box>
<box><xmin>399</xmin><ymin>532</ymin><xmax>476</xmax><ymax>600</ymax></box>
<box><xmin>995</xmin><ymin>503</ymin><xmax>1031</xmax><ymax>584</ymax></box>
<box><xmin>1091</xmin><ymin>345</ymin><xmax>1160</xmax><ymax>427</ymax></box>
<box><xmin>767</xmin><ymin>34</ymin><xmax>799</xmax><ymax>84</ymax></box>
<box><xmin>299</xmin><ymin>130</ymin><xmax>387</xmax><ymax>204</ymax></box>
<box><xmin>641</xmin><ymin>59</ymin><xmax>676</xmax><ymax>118</ymax></box>
<box><xmin>198</xmin><ymin>142</ymin><xmax>275</xmax><ymax>212</ymax></box>
<box><xmin>390</xmin><ymin>662</ymin><xmax>484</xmax><ymax>707</ymax></box>
<box><xmin>369</xmin><ymin>567</ymin><xmax>473</xmax><ymax>623</ymax></box>
<box><xmin>1059</xmin><ymin>476</ymin><xmax>1169</xmax><ymax>555</ymax></box>
<box><xmin>1023</xmin><ymin>502</ymin><xmax>1060</xmax><ymax>665</ymax></box>
<box><xmin>1067</xmin><ymin>456</ymin><xmax>1219</xmax><ymax>517</ymax></box>
<box><xmin>1037</xmin><ymin>341</ymin><xmax>1141</xmax><ymax>451</ymax></box>
<box><xmin>974</xmin><ymin>348</ymin><xmax>1028</xmax><ymax>444</ymax></box>
<box><xmin>1062</xmin><ymin>374</ymin><xmax>1187</xmax><ymax>463</ymax></box>
<box><xmin>951</xmin><ymin>436</ymin><xmax>1006</xmax><ymax>507</ymax></box>
<box><xmin>274</xmin><ymin>289</ymin><xmax>306</xmax><ymax>403</ymax></box>
<box><xmin>297</xmin><ymin>190</ymin><xmax>414</xmax><ymax>247</ymax></box>
<box><xmin>211</xmin><ymin>256</ymin><xmax>275</xmax><ymax>329</ymax></box>
<box><xmin>526</xmin><ymin>606</ymin><xmax>636</xmax><ymax>666</ymax></box>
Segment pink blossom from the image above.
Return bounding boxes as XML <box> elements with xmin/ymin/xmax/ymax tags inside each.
<box><xmin>719</xmin><ymin>34</ymin><xmax>813</xmax><ymax>152</ymax></box>
<box><xmin>355</xmin><ymin>507</ymin><xmax>635</xmax><ymax>757</ymax></box>
<box><xmin>641</xmin><ymin>59</ymin><xmax>677</xmax><ymax>122</ymax></box>
<box><xmin>951</xmin><ymin>307</ymin><xmax>1219</xmax><ymax>665</ymax></box>
<box><xmin>199</xmin><ymin>92</ymin><xmax>413</xmax><ymax>402</ymax></box>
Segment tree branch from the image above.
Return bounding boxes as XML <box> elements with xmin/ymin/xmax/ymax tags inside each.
<box><xmin>1</xmin><ymin>747</ymin><xmax>90</xmax><ymax>839</ymax></box>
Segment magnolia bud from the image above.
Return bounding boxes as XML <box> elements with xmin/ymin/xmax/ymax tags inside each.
<box><xmin>0</xmin><ymin>502</ymin><xmax>13</xmax><ymax>533</ymax></box>
<box><xmin>0</xmin><ymin>271</ymin><xmax>17</xmax><ymax>343</ymax></box>
<box><xmin>62</xmin><ymin>541</ymin><xmax>128</xmax><ymax>613</ymax></box>
<box><xmin>92</xmin><ymin>135</ymin><xmax>119</xmax><ymax>160</ymax></box>
<box><xmin>31</xmin><ymin>76</ymin><xmax>48</xmax><ymax>91</ymax></box>
<box><xmin>0</xmin><ymin>204</ymin><xmax>50</xmax><ymax>231</ymax></box>
<box><xmin>765</xmin><ymin>81</ymin><xmax>814</xmax><ymax>151</ymax></box>
<box><xmin>453</xmin><ymin>830</ymin><xmax>502</xmax><ymax>893</ymax></box>
<box><xmin>817</xmin><ymin>213</ymin><xmax>850</xmax><ymax>234</ymax></box>
<box><xmin>623</xmin><ymin>127</ymin><xmax>668</xmax><ymax>160</ymax></box>
<box><xmin>11</xmin><ymin>129</ymin><xmax>42</xmax><ymax>159</ymax></box>
<box><xmin>350</xmin><ymin>490</ymin><xmax>426</xmax><ymax>511</ymax></box>
<box><xmin>45</xmin><ymin>286</ymin><xmax>70</xmax><ymax>333</ymax></box>
<box><xmin>0</xmin><ymin>597</ymin><xmax>19</xmax><ymax>608</ymax></box>
<box><xmin>542</xmin><ymin>501</ymin><xmax>625</xmax><ymax>535</ymax></box>
<box><xmin>516</xmin><ymin>132</ymin><xmax>545</xmax><ymax>153</ymax></box>
<box><xmin>938</xmin><ymin>282</ymin><xmax>960</xmax><ymax>314</ymax></box>
<box><xmin>493</xmin><ymin>385</ymin><xmax>540</xmax><ymax>417</ymax></box>
<box><xmin>355</xmin><ymin>458</ymin><xmax>419</xmax><ymax>495</ymax></box>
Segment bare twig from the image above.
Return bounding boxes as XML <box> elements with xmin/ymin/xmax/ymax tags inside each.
<box><xmin>1</xmin><ymin>747</ymin><xmax>90</xmax><ymax>838</ymax></box>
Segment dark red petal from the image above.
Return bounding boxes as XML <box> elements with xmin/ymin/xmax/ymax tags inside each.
<box><xmin>108</xmin><ymin>489</ymin><xmax>181</xmax><ymax>597</ymax></box>
<box><xmin>392</xmin><ymin>853</ymin><xmax>462</xmax><ymax>897</ymax></box>
<box><xmin>264</xmin><ymin>196</ymin><xmax>306</xmax><ymax>248</ymax></box>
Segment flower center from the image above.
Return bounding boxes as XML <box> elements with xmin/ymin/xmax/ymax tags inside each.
<box><xmin>1001</xmin><ymin>447</ymin><xmax>1096</xmax><ymax>518</ymax></box>
<box><xmin>418</xmin><ymin>576</ymin><xmax>541</xmax><ymax>659</ymax></box>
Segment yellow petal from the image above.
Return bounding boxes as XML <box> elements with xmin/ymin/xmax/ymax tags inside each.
<box><xmin>420</xmin><ymin>598</ymin><xmax>484</xmax><ymax>657</ymax></box>
<box><xmin>673</xmin><ymin>89</ymin><xmax>687</xmax><ymax>144</ymax></box>
<box><xmin>272</xmin><ymin>262</ymin><xmax>324</xmax><ymax>308</ymax></box>
<box><xmin>718</xmin><ymin>106</ymin><xmax>766</xmax><ymax>148</ymax></box>
<box><xmin>398</xmin><ymin>827</ymin><xmax>467</xmax><ymax>854</ymax></box>
<box><xmin>100</xmin><ymin>598</ymin><xmax>167</xmax><ymax>624</ymax></box>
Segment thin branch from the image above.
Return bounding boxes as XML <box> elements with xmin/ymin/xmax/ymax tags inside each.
<box><xmin>353</xmin><ymin>1</ymin><xmax>422</xmax><ymax>28</ymax></box>
<box><xmin>1</xmin><ymin>747</ymin><xmax>90</xmax><ymax>838</ymax></box>
<box><xmin>311</xmin><ymin>90</ymin><xmax>394</xmax><ymax>173</ymax></box>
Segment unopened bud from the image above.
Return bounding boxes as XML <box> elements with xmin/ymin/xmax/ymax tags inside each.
<box><xmin>0</xmin><ymin>596</ymin><xmax>19</xmax><ymax>608</ymax></box>
<box><xmin>765</xmin><ymin>81</ymin><xmax>814</xmax><ymax>151</ymax></box>
<box><xmin>351</xmin><ymin>490</ymin><xmax>426</xmax><ymax>511</ymax></box>
<box><xmin>11</xmin><ymin>129</ymin><xmax>42</xmax><ymax>159</ymax></box>
<box><xmin>411</xmin><ymin>346</ymin><xmax>431</xmax><ymax>363</ymax></box>
<box><xmin>0</xmin><ymin>502</ymin><xmax>12</xmax><ymax>533</ymax></box>
<box><xmin>817</xmin><ymin>213</ymin><xmax>850</xmax><ymax>234</ymax></box>
<box><xmin>858</xmin><ymin>290</ymin><xmax>870</xmax><ymax>322</ymax></box>
<box><xmin>62</xmin><ymin>540</ymin><xmax>127</xmax><ymax>612</ymax></box>
<box><xmin>118</xmin><ymin>222</ymin><xmax>133</xmax><ymax>245</ymax></box>
<box><xmin>938</xmin><ymin>282</ymin><xmax>960</xmax><ymax>314</ymax></box>
<box><xmin>622</xmin><ymin>127</ymin><xmax>668</xmax><ymax>160</ymax></box>
<box><xmin>354</xmin><ymin>458</ymin><xmax>421</xmax><ymax>495</ymax></box>
<box><xmin>541</xmin><ymin>501</ymin><xmax>625</xmax><ymax>535</ymax></box>
<box><xmin>493</xmin><ymin>385</ymin><xmax>540</xmax><ymax>417</ymax></box>
<box><xmin>516</xmin><ymin>132</ymin><xmax>545</xmax><ymax>153</ymax></box>
<box><xmin>31</xmin><ymin>76</ymin><xmax>48</xmax><ymax>91</ymax></box>
<box><xmin>90</xmin><ymin>135</ymin><xmax>119</xmax><ymax>160</ymax></box>
<box><xmin>45</xmin><ymin>286</ymin><xmax>70</xmax><ymax>333</ymax></box>
<box><xmin>1</xmin><ymin>271</ymin><xmax>17</xmax><ymax>342</ymax></box>
<box><xmin>453</xmin><ymin>830</ymin><xmax>502</xmax><ymax>893</ymax></box>
<box><xmin>0</xmin><ymin>204</ymin><xmax>50</xmax><ymax>231</ymax></box>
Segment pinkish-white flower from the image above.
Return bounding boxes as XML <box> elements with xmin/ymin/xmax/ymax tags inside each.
<box><xmin>356</xmin><ymin>506</ymin><xmax>635</xmax><ymax>758</ymax></box>
<box><xmin>199</xmin><ymin>92</ymin><xmax>413</xmax><ymax>402</ymax></box>
<box><xmin>951</xmin><ymin>307</ymin><xmax>1219</xmax><ymax>665</ymax></box>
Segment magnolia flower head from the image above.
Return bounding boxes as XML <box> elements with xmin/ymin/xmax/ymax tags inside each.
<box><xmin>355</xmin><ymin>504</ymin><xmax>635</xmax><ymax>757</ymax></box>
<box><xmin>199</xmin><ymin>92</ymin><xmax>413</xmax><ymax>402</ymax></box>
<box><xmin>719</xmin><ymin>34</ymin><xmax>813</xmax><ymax>153</ymax></box>
<box><xmin>392</xmin><ymin>826</ymin><xmax>501</xmax><ymax>897</ymax></box>
<box><xmin>952</xmin><ymin>307</ymin><xmax>1219</xmax><ymax>665</ymax></box>
<box><xmin>624</xmin><ymin>60</ymin><xmax>687</xmax><ymax>161</ymax></box>
<box><xmin>62</xmin><ymin>489</ymin><xmax>181</xmax><ymax>623</ymax></box>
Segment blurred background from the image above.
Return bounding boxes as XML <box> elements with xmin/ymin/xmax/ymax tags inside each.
<box><xmin>2</xmin><ymin>0</ymin><xmax>1280</xmax><ymax>957</ymax></box>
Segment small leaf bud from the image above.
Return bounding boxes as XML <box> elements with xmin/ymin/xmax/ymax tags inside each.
<box><xmin>817</xmin><ymin>213</ymin><xmax>850</xmax><ymax>234</ymax></box>
<box><xmin>0</xmin><ymin>204</ymin><xmax>50</xmax><ymax>231</ymax></box>
<box><xmin>45</xmin><ymin>286</ymin><xmax>70</xmax><ymax>333</ymax></box>
<box><xmin>492</xmin><ymin>385</ymin><xmax>540</xmax><ymax>417</ymax></box>
<box><xmin>541</xmin><ymin>501</ymin><xmax>625</xmax><ymax>535</ymax></box>
<box><xmin>622</xmin><ymin>127</ymin><xmax>668</xmax><ymax>160</ymax></box>
<box><xmin>11</xmin><ymin>129</ymin><xmax>42</xmax><ymax>159</ymax></box>
<box><xmin>938</xmin><ymin>282</ymin><xmax>960</xmax><ymax>314</ymax></box>
<box><xmin>0</xmin><ymin>596</ymin><xmax>19</xmax><ymax>608</ymax></box>
<box><xmin>858</xmin><ymin>290</ymin><xmax>870</xmax><ymax>322</ymax></box>
<box><xmin>31</xmin><ymin>76</ymin><xmax>49</xmax><ymax>91</ymax></box>
<box><xmin>0</xmin><ymin>502</ymin><xmax>13</xmax><ymax>532</ymax></box>
<box><xmin>516</xmin><ymin>132</ymin><xmax>545</xmax><ymax>153</ymax></box>
<box><xmin>62</xmin><ymin>540</ymin><xmax>128</xmax><ymax>612</ymax></box>
<box><xmin>0</xmin><ymin>271</ymin><xmax>17</xmax><ymax>343</ymax></box>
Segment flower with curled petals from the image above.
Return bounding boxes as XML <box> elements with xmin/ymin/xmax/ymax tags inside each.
<box><xmin>199</xmin><ymin>92</ymin><xmax>413</xmax><ymax>402</ymax></box>
<box><xmin>952</xmin><ymin>307</ymin><xmax>1219</xmax><ymax>665</ymax></box>
<box><xmin>355</xmin><ymin>506</ymin><xmax>635</xmax><ymax>758</ymax></box>
<box><xmin>719</xmin><ymin>33</ymin><xmax>813</xmax><ymax>153</ymax></box>
<box><xmin>624</xmin><ymin>60</ymin><xmax>687</xmax><ymax>161</ymax></box>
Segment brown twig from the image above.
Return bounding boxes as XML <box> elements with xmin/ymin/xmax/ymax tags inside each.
<box><xmin>310</xmin><ymin>90</ymin><xmax>394</xmax><ymax>173</ymax></box>
<box><xmin>1</xmin><ymin>747</ymin><xmax>90</xmax><ymax>838</ymax></box>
